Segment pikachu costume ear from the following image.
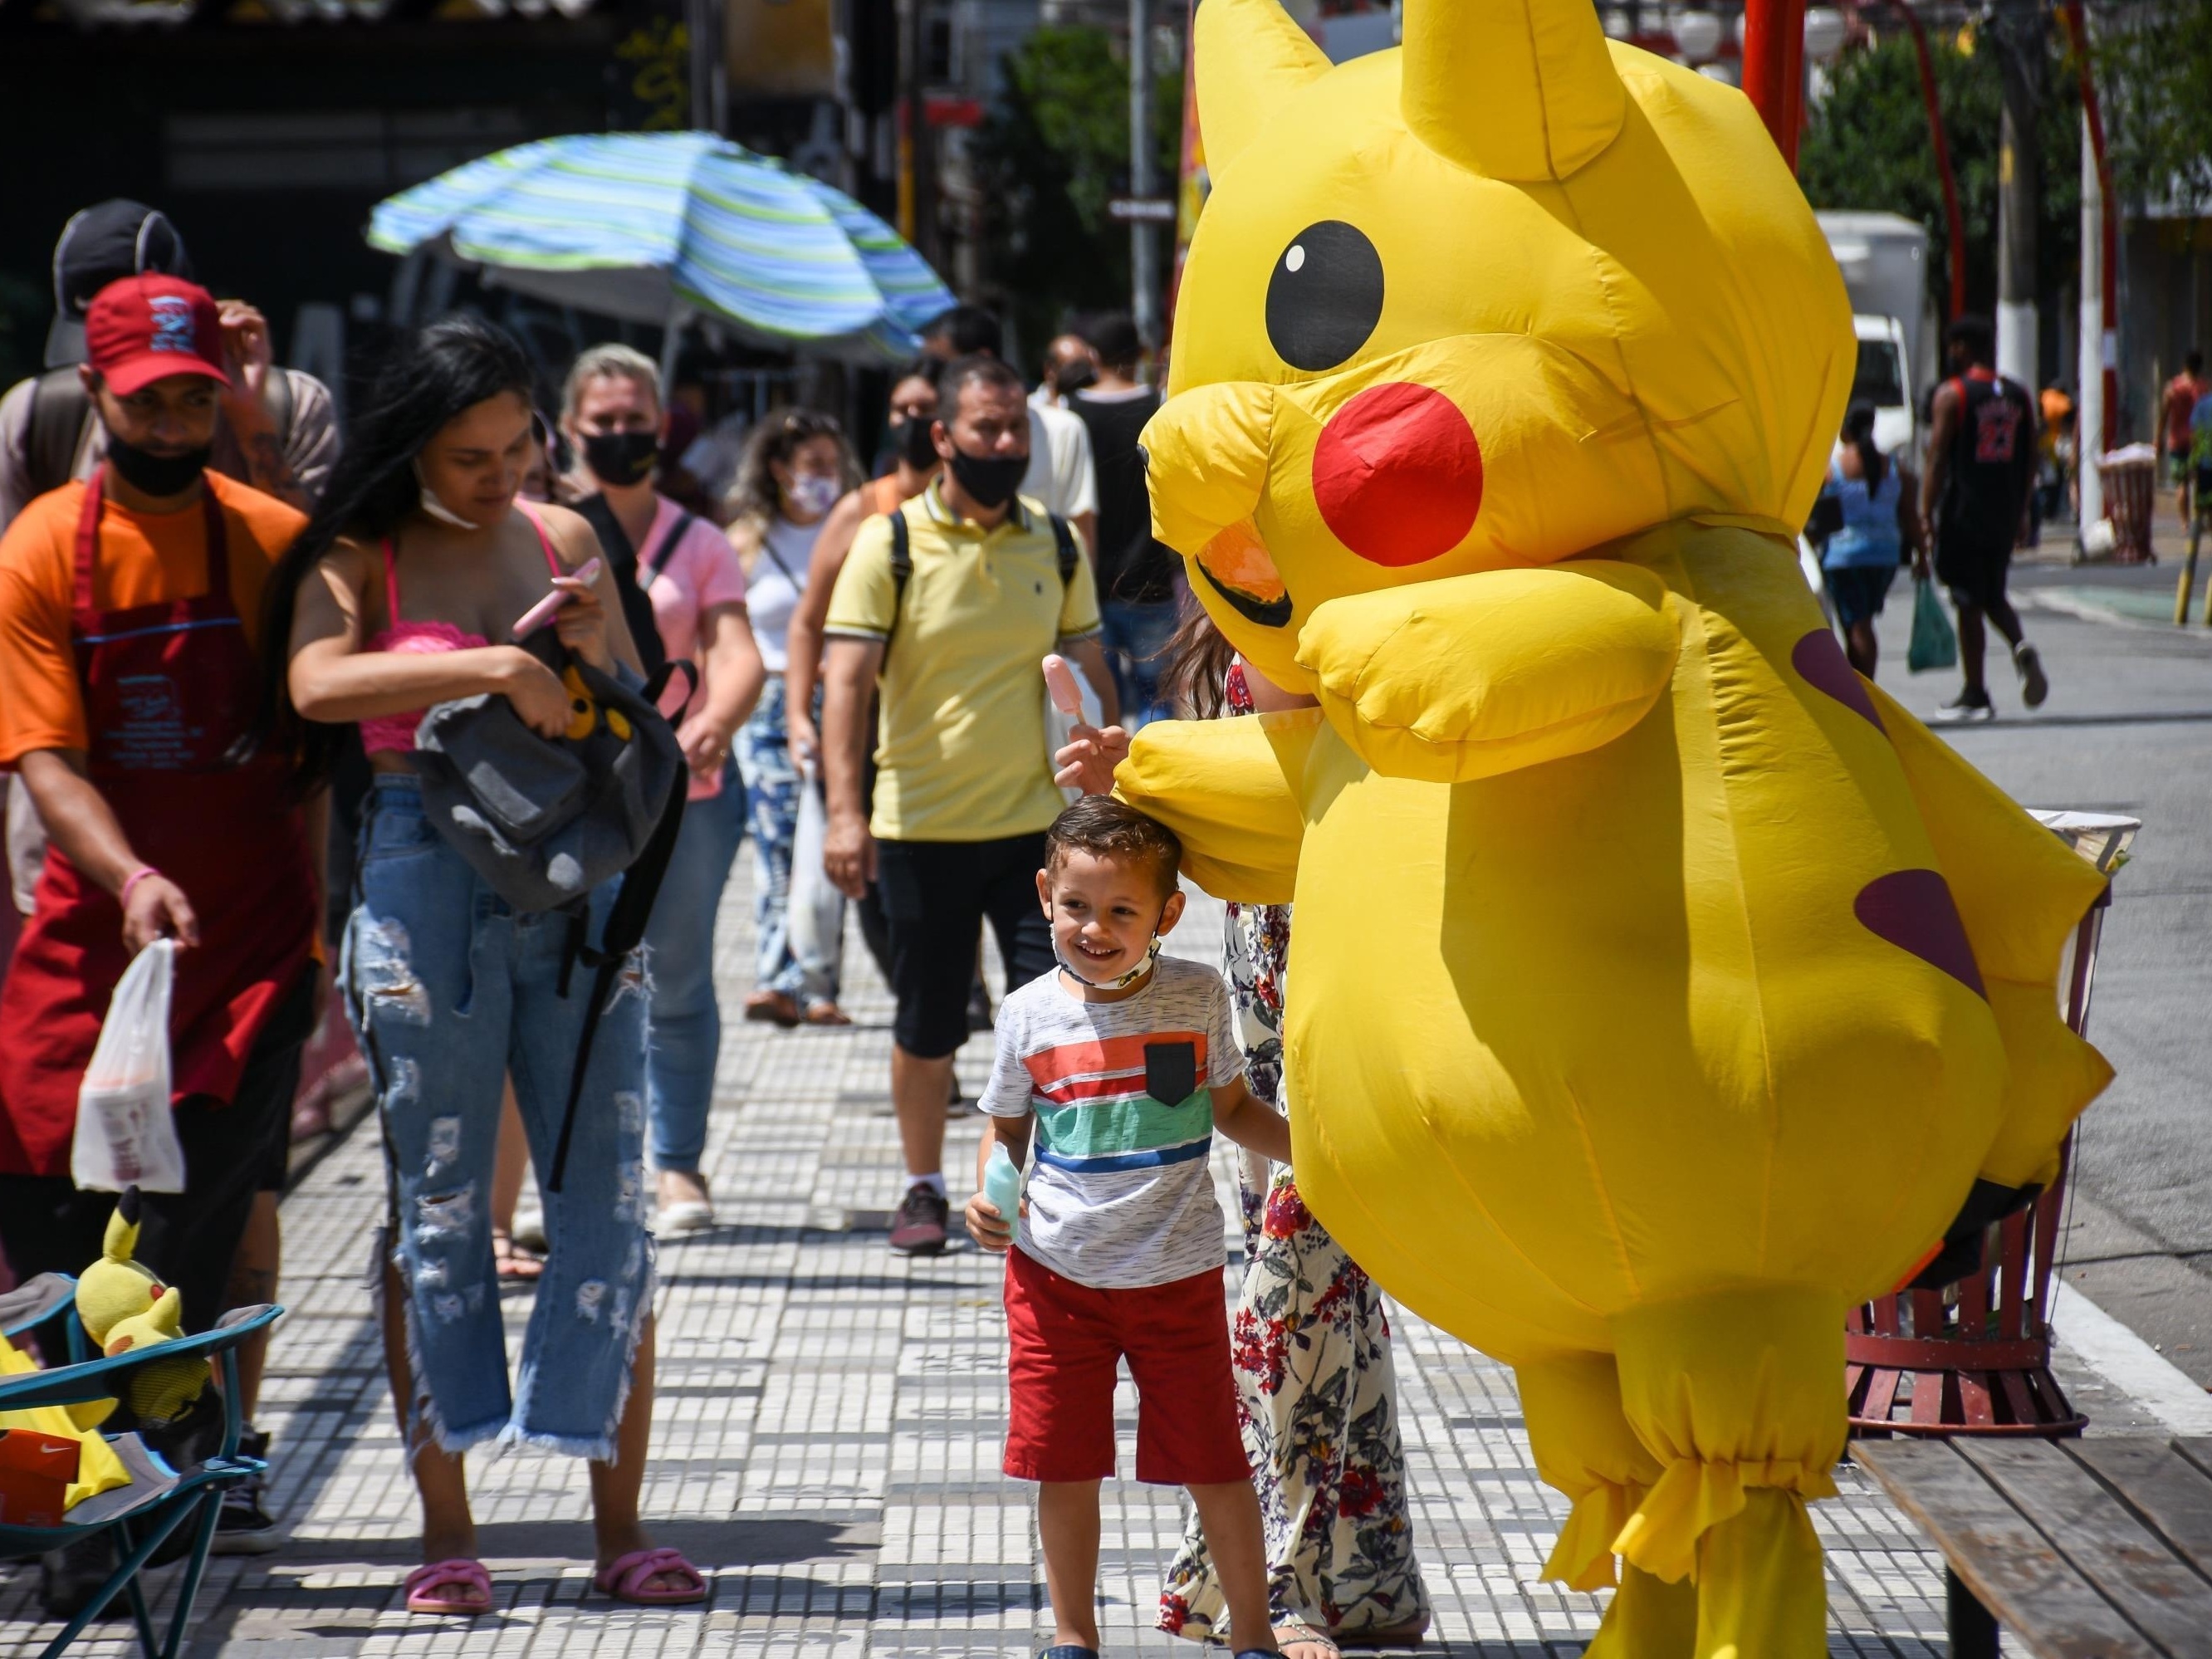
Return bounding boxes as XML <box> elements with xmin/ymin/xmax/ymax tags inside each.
<box><xmin>1400</xmin><ymin>0</ymin><xmax>1626</xmax><ymax>182</ymax></box>
<box><xmin>102</xmin><ymin>1185</ymin><xmax>143</xmax><ymax>1267</ymax></box>
<box><xmin>1194</xmin><ymin>0</ymin><xmax>1331</xmax><ymax>173</ymax></box>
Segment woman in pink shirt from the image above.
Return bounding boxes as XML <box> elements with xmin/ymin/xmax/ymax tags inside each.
<box><xmin>563</xmin><ymin>345</ymin><xmax>765</xmax><ymax>1233</ymax></box>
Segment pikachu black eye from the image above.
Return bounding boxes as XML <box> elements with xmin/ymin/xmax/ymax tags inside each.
<box><xmin>1265</xmin><ymin>221</ymin><xmax>1384</xmax><ymax>373</ymax></box>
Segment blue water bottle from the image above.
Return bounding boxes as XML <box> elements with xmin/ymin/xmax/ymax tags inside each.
<box><xmin>983</xmin><ymin>1144</ymin><xmax>1024</xmax><ymax>1248</ymax></box>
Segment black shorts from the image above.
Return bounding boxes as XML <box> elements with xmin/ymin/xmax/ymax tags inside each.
<box><xmin>0</xmin><ymin>966</ymin><xmax>316</xmax><ymax>1358</ymax></box>
<box><xmin>1935</xmin><ymin>533</ymin><xmax>2013</xmax><ymax>614</ymax></box>
<box><xmin>1823</xmin><ymin>563</ymin><xmax>1897</xmax><ymax>629</ymax></box>
<box><xmin>876</xmin><ymin>833</ymin><xmax>1057</xmax><ymax>1058</ymax></box>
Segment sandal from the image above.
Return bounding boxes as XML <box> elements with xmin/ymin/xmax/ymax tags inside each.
<box><xmin>492</xmin><ymin>1231</ymin><xmax>544</xmax><ymax>1282</ymax></box>
<box><xmin>594</xmin><ymin>1545</ymin><xmax>707</xmax><ymax>1606</ymax></box>
<box><xmin>743</xmin><ymin>990</ymin><xmax>802</xmax><ymax>1029</ymax></box>
<box><xmin>404</xmin><ymin>1557</ymin><xmax>492</xmax><ymax>1616</ymax></box>
<box><xmin>804</xmin><ymin>1001</ymin><xmax>852</xmax><ymax>1027</ymax></box>
<box><xmin>1274</xmin><ymin>1617</ymin><xmax>1343</xmax><ymax>1659</ymax></box>
<box><xmin>1334</xmin><ymin>1616</ymin><xmax>1427</xmax><ymax>1649</ymax></box>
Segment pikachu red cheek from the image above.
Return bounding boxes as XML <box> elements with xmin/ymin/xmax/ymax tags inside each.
<box><xmin>1314</xmin><ymin>383</ymin><xmax>1484</xmax><ymax>568</ymax></box>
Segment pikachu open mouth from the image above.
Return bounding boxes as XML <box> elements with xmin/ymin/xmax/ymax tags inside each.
<box><xmin>1195</xmin><ymin>521</ymin><xmax>1293</xmax><ymax>629</ymax></box>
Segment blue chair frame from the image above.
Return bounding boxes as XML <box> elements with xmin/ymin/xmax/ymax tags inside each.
<box><xmin>2</xmin><ymin>1277</ymin><xmax>281</xmax><ymax>1659</ymax></box>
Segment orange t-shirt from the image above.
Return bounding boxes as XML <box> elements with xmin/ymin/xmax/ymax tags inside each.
<box><xmin>0</xmin><ymin>472</ymin><xmax>306</xmax><ymax>767</ymax></box>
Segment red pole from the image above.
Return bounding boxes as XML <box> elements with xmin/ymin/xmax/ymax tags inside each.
<box><xmin>1892</xmin><ymin>5</ymin><xmax>1967</xmax><ymax>321</ymax></box>
<box><xmin>2058</xmin><ymin>0</ymin><xmax>2120</xmax><ymax>453</ymax></box>
<box><xmin>1742</xmin><ymin>0</ymin><xmax>1808</xmax><ymax>169</ymax></box>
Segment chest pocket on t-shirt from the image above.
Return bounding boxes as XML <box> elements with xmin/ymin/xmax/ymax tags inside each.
<box><xmin>1144</xmin><ymin>1040</ymin><xmax>1197</xmax><ymax>1106</ymax></box>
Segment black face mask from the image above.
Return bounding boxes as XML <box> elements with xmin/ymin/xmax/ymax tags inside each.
<box><xmin>105</xmin><ymin>435</ymin><xmax>211</xmax><ymax>498</ymax></box>
<box><xmin>1053</xmin><ymin>361</ymin><xmax>1097</xmax><ymax>397</ymax></box>
<box><xmin>947</xmin><ymin>444</ymin><xmax>1029</xmax><ymax>511</ymax></box>
<box><xmin>582</xmin><ymin>429</ymin><xmax>659</xmax><ymax>487</ymax></box>
<box><xmin>888</xmin><ymin>414</ymin><xmax>940</xmax><ymax>472</ymax></box>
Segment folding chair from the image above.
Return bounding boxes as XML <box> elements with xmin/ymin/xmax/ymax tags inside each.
<box><xmin>1</xmin><ymin>1273</ymin><xmax>281</xmax><ymax>1659</ymax></box>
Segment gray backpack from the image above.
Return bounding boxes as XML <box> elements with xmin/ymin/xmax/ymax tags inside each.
<box><xmin>411</xmin><ymin>631</ymin><xmax>693</xmax><ymax>1192</ymax></box>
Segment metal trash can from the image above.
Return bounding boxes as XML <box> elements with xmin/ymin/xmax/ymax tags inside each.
<box><xmin>1846</xmin><ymin>811</ymin><xmax>2139</xmax><ymax>1437</ymax></box>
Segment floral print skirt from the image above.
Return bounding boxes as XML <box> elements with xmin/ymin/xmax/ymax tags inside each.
<box><xmin>1158</xmin><ymin>1165</ymin><xmax>1431</xmax><ymax>1641</ymax></box>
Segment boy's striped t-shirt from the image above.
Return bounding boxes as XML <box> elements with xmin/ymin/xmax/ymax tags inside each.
<box><xmin>980</xmin><ymin>955</ymin><xmax>1242</xmax><ymax>1289</ymax></box>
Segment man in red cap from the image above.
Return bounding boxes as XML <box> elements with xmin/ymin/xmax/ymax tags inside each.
<box><xmin>0</xmin><ymin>274</ymin><xmax>320</xmax><ymax>1556</ymax></box>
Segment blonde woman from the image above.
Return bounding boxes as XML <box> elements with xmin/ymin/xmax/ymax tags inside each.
<box><xmin>726</xmin><ymin>410</ymin><xmax>861</xmax><ymax>1027</ymax></box>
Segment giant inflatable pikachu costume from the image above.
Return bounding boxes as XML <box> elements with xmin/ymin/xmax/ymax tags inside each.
<box><xmin>1114</xmin><ymin>1</ymin><xmax>2114</xmax><ymax>1651</ymax></box>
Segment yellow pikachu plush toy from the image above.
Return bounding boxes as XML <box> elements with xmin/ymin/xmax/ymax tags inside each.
<box><xmin>73</xmin><ymin>1188</ymin><xmax>208</xmax><ymax>1429</ymax></box>
<box><xmin>1114</xmin><ymin>2</ymin><xmax>2112</xmax><ymax>1652</ymax></box>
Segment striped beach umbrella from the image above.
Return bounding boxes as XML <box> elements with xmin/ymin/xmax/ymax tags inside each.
<box><xmin>369</xmin><ymin>130</ymin><xmax>955</xmax><ymax>361</ymax></box>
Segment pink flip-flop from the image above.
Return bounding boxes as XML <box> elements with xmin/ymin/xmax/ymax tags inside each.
<box><xmin>404</xmin><ymin>1558</ymin><xmax>493</xmax><ymax>1616</ymax></box>
<box><xmin>594</xmin><ymin>1545</ymin><xmax>707</xmax><ymax>1606</ymax></box>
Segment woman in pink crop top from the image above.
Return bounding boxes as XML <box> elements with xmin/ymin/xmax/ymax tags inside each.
<box><xmin>261</xmin><ymin>319</ymin><xmax>704</xmax><ymax>1615</ymax></box>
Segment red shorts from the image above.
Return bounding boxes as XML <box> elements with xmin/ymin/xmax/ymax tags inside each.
<box><xmin>1002</xmin><ymin>1246</ymin><xmax>1250</xmax><ymax>1485</ymax></box>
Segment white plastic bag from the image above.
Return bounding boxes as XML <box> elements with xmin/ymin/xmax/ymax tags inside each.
<box><xmin>71</xmin><ymin>939</ymin><xmax>184</xmax><ymax>1194</ymax></box>
<box><xmin>786</xmin><ymin>764</ymin><xmax>844</xmax><ymax>987</ymax></box>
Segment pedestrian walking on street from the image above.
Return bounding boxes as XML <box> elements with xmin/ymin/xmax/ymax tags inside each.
<box><xmin>565</xmin><ymin>345</ymin><xmax>766</xmax><ymax>1233</ymax></box>
<box><xmin>1815</xmin><ymin>401</ymin><xmax>1923</xmax><ymax>681</ymax></box>
<box><xmin>2164</xmin><ymin>349</ymin><xmax>2209</xmax><ymax>531</ymax></box>
<box><xmin>727</xmin><ymin>409</ymin><xmax>861</xmax><ymax>1029</ymax></box>
<box><xmin>966</xmin><ymin>798</ymin><xmax>1292</xmax><ymax>1659</ymax></box>
<box><xmin>921</xmin><ymin>305</ymin><xmax>1099</xmax><ymax>555</ymax></box>
<box><xmin>0</xmin><ymin>276</ymin><xmax>321</xmax><ymax>1574</ymax></box>
<box><xmin>1921</xmin><ymin>316</ymin><xmax>2046</xmax><ymax>722</ymax></box>
<box><xmin>820</xmin><ymin>354</ymin><xmax>1117</xmax><ymax>1255</ymax></box>
<box><xmin>1069</xmin><ymin>313</ymin><xmax>1181</xmax><ymax>725</ymax></box>
<box><xmin>265</xmin><ymin>316</ymin><xmax>705</xmax><ymax>1615</ymax></box>
<box><xmin>782</xmin><ymin>360</ymin><xmax>945</xmax><ymax>982</ymax></box>
<box><xmin>1030</xmin><ymin>330</ymin><xmax>1099</xmax><ymax>411</ymax></box>
<box><xmin>1112</xmin><ymin>624</ymin><xmax>1431</xmax><ymax>1657</ymax></box>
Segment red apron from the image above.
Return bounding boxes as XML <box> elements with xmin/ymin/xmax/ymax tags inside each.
<box><xmin>0</xmin><ymin>470</ymin><xmax>316</xmax><ymax>1177</ymax></box>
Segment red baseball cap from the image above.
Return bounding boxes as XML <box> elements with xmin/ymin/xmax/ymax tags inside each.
<box><xmin>84</xmin><ymin>274</ymin><xmax>229</xmax><ymax>397</ymax></box>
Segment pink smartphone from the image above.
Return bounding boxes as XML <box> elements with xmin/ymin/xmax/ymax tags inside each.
<box><xmin>511</xmin><ymin>557</ymin><xmax>602</xmax><ymax>639</ymax></box>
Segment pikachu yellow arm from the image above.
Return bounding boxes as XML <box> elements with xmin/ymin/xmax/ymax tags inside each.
<box><xmin>1111</xmin><ymin>708</ymin><xmax>1319</xmax><ymax>906</ymax></box>
<box><xmin>1141</xmin><ymin>382</ymin><xmax>1277</xmax><ymax>555</ymax></box>
<box><xmin>1294</xmin><ymin>561</ymin><xmax>1679</xmax><ymax>785</ymax></box>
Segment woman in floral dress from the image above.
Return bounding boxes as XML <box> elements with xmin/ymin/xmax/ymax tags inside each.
<box><xmin>1157</xmin><ymin>624</ymin><xmax>1431</xmax><ymax>1656</ymax></box>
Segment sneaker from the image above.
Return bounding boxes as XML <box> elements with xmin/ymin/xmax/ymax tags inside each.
<box><xmin>966</xmin><ymin>979</ymin><xmax>994</xmax><ymax>1033</ymax></box>
<box><xmin>1933</xmin><ymin>692</ymin><xmax>1995</xmax><ymax>724</ymax></box>
<box><xmin>2014</xmin><ymin>642</ymin><xmax>2049</xmax><ymax>708</ymax></box>
<box><xmin>212</xmin><ymin>1428</ymin><xmax>280</xmax><ymax>1556</ymax></box>
<box><xmin>888</xmin><ymin>1186</ymin><xmax>950</xmax><ymax>1255</ymax></box>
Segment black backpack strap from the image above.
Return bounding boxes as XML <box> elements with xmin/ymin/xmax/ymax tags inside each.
<box><xmin>546</xmin><ymin>758</ymin><xmax>689</xmax><ymax>1194</ymax></box>
<box><xmin>26</xmin><ymin>368</ymin><xmax>91</xmax><ymax>500</ymax></box>
<box><xmin>878</xmin><ymin>508</ymin><xmax>913</xmax><ymax>665</ymax></box>
<box><xmin>1047</xmin><ymin>512</ymin><xmax>1079</xmax><ymax>586</ymax></box>
<box><xmin>644</xmin><ymin>510</ymin><xmax>698</xmax><ymax>580</ymax></box>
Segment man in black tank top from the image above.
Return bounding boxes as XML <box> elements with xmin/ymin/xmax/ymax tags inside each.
<box><xmin>1920</xmin><ymin>315</ymin><xmax>2046</xmax><ymax>722</ymax></box>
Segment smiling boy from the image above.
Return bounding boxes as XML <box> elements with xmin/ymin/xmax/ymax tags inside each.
<box><xmin>967</xmin><ymin>795</ymin><xmax>1288</xmax><ymax>1659</ymax></box>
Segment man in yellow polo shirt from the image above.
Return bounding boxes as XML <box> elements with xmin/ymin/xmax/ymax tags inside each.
<box><xmin>821</xmin><ymin>354</ymin><xmax>1117</xmax><ymax>1254</ymax></box>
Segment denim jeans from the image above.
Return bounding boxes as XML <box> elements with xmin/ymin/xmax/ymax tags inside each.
<box><xmin>343</xmin><ymin>777</ymin><xmax>653</xmax><ymax>1460</ymax></box>
<box><xmin>735</xmin><ymin>675</ymin><xmax>841</xmax><ymax>1003</ymax></box>
<box><xmin>1101</xmin><ymin>596</ymin><xmax>1181</xmax><ymax>728</ymax></box>
<box><xmin>642</xmin><ymin>770</ymin><xmax>746</xmax><ymax>1172</ymax></box>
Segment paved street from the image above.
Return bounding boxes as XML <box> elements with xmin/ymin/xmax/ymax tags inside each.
<box><xmin>6</xmin><ymin>544</ymin><xmax>2210</xmax><ymax>1657</ymax></box>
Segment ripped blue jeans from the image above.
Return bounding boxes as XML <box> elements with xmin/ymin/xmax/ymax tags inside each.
<box><xmin>343</xmin><ymin>776</ymin><xmax>653</xmax><ymax>1460</ymax></box>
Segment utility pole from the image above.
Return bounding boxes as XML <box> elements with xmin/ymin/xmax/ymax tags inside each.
<box><xmin>1993</xmin><ymin>0</ymin><xmax>2045</xmax><ymax>390</ymax></box>
<box><xmin>1130</xmin><ymin>0</ymin><xmax>1159</xmax><ymax>350</ymax></box>
<box><xmin>2079</xmin><ymin>99</ymin><xmax>2105</xmax><ymax>534</ymax></box>
<box><xmin>901</xmin><ymin>0</ymin><xmax>939</xmax><ymax>267</ymax></box>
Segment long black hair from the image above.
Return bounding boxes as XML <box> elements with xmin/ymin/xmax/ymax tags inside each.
<box><xmin>1843</xmin><ymin>399</ymin><xmax>1886</xmax><ymax>495</ymax></box>
<box><xmin>258</xmin><ymin>316</ymin><xmax>536</xmax><ymax>790</ymax></box>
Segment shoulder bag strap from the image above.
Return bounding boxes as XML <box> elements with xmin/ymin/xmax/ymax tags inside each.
<box><xmin>879</xmin><ymin>508</ymin><xmax>913</xmax><ymax>666</ymax></box>
<box><xmin>1047</xmin><ymin>512</ymin><xmax>1078</xmax><ymax>586</ymax></box>
<box><xmin>644</xmin><ymin>509</ymin><xmax>698</xmax><ymax>580</ymax></box>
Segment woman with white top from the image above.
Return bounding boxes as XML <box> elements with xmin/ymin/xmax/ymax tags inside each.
<box><xmin>726</xmin><ymin>411</ymin><xmax>861</xmax><ymax>1028</ymax></box>
<box><xmin>564</xmin><ymin>345</ymin><xmax>767</xmax><ymax>1232</ymax></box>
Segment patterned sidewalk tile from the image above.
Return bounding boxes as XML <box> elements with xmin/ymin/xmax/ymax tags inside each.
<box><xmin>2</xmin><ymin>873</ymin><xmax>1956</xmax><ymax>1657</ymax></box>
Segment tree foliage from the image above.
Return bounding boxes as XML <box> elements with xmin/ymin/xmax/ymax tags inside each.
<box><xmin>972</xmin><ymin>25</ymin><xmax>1182</xmax><ymax>355</ymax></box>
<box><xmin>1799</xmin><ymin>27</ymin><xmax>2079</xmax><ymax>321</ymax></box>
<box><xmin>2097</xmin><ymin>0</ymin><xmax>2212</xmax><ymax>214</ymax></box>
